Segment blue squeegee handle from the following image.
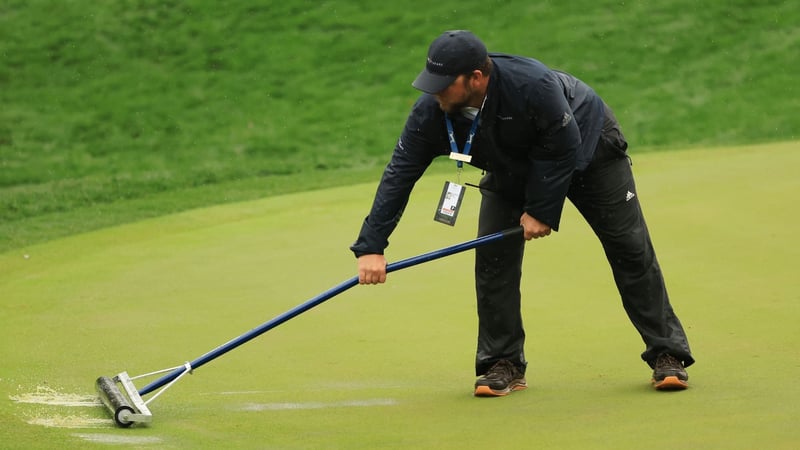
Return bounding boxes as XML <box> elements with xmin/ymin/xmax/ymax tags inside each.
<box><xmin>138</xmin><ymin>226</ymin><xmax>523</xmax><ymax>396</ymax></box>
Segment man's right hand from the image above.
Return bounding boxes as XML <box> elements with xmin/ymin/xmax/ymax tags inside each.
<box><xmin>357</xmin><ymin>254</ymin><xmax>387</xmax><ymax>285</ymax></box>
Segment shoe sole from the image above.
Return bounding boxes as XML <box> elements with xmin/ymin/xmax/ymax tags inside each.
<box><xmin>652</xmin><ymin>376</ymin><xmax>688</xmax><ymax>390</ymax></box>
<box><xmin>473</xmin><ymin>380</ymin><xmax>527</xmax><ymax>397</ymax></box>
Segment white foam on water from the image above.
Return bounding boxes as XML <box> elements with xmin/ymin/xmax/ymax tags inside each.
<box><xmin>10</xmin><ymin>386</ymin><xmax>100</xmax><ymax>407</ymax></box>
<box><xmin>12</xmin><ymin>386</ymin><xmax>113</xmax><ymax>431</ymax></box>
<box><xmin>240</xmin><ymin>398</ymin><xmax>398</xmax><ymax>411</ymax></box>
<box><xmin>27</xmin><ymin>415</ymin><xmax>112</xmax><ymax>429</ymax></box>
<box><xmin>73</xmin><ymin>433</ymin><xmax>163</xmax><ymax>445</ymax></box>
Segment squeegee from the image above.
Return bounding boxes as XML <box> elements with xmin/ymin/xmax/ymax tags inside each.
<box><xmin>96</xmin><ymin>227</ymin><xmax>523</xmax><ymax>426</ymax></box>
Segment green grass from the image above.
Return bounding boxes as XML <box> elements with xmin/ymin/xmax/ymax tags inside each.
<box><xmin>1</xmin><ymin>142</ymin><xmax>799</xmax><ymax>448</ymax></box>
<box><xmin>2</xmin><ymin>0</ymin><xmax>799</xmax><ymax>252</ymax></box>
<box><xmin>2</xmin><ymin>2</ymin><xmax>798</xmax><ymax>446</ymax></box>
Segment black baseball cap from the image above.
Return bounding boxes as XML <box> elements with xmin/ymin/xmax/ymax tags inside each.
<box><xmin>412</xmin><ymin>30</ymin><xmax>488</xmax><ymax>94</ymax></box>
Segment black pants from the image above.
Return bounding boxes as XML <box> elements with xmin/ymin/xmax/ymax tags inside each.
<box><xmin>474</xmin><ymin>137</ymin><xmax>694</xmax><ymax>376</ymax></box>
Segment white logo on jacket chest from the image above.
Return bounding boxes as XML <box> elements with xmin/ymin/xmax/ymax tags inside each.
<box><xmin>496</xmin><ymin>115</ymin><xmax>513</xmax><ymax>121</ymax></box>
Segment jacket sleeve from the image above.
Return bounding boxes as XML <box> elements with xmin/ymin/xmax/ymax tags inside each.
<box><xmin>350</xmin><ymin>98</ymin><xmax>439</xmax><ymax>257</ymax></box>
<box><xmin>524</xmin><ymin>70</ymin><xmax>582</xmax><ymax>231</ymax></box>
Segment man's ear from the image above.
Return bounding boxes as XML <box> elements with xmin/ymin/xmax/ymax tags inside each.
<box><xmin>469</xmin><ymin>69</ymin><xmax>485</xmax><ymax>87</ymax></box>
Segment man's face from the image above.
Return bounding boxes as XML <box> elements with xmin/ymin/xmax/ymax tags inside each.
<box><xmin>434</xmin><ymin>75</ymin><xmax>473</xmax><ymax>114</ymax></box>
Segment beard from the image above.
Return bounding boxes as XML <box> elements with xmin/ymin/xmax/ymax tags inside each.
<box><xmin>436</xmin><ymin>78</ymin><xmax>474</xmax><ymax>114</ymax></box>
<box><xmin>437</xmin><ymin>97</ymin><xmax>471</xmax><ymax>114</ymax></box>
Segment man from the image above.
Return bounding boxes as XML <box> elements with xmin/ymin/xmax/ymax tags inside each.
<box><xmin>350</xmin><ymin>30</ymin><xmax>694</xmax><ymax>395</ymax></box>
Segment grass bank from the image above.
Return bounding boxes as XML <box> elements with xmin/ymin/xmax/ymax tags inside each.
<box><xmin>1</xmin><ymin>0</ymin><xmax>797</xmax><ymax>252</ymax></box>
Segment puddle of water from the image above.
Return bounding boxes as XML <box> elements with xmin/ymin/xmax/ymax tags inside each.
<box><xmin>27</xmin><ymin>415</ymin><xmax>111</xmax><ymax>429</ymax></box>
<box><xmin>73</xmin><ymin>433</ymin><xmax>162</xmax><ymax>445</ymax></box>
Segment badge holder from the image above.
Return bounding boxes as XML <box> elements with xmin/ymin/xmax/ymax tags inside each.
<box><xmin>434</xmin><ymin>180</ymin><xmax>465</xmax><ymax>226</ymax></box>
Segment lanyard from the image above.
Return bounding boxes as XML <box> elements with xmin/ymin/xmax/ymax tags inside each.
<box><xmin>445</xmin><ymin>112</ymin><xmax>480</xmax><ymax>169</ymax></box>
<box><xmin>445</xmin><ymin>96</ymin><xmax>486</xmax><ymax>169</ymax></box>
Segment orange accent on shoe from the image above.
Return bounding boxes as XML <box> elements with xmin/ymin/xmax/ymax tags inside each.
<box><xmin>652</xmin><ymin>375</ymin><xmax>689</xmax><ymax>390</ymax></box>
<box><xmin>473</xmin><ymin>381</ymin><xmax>528</xmax><ymax>397</ymax></box>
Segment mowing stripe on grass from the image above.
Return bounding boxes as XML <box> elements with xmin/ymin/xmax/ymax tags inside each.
<box><xmin>239</xmin><ymin>398</ymin><xmax>398</xmax><ymax>411</ymax></box>
<box><xmin>73</xmin><ymin>433</ymin><xmax>163</xmax><ymax>445</ymax></box>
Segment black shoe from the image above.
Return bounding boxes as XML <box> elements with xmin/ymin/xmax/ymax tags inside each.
<box><xmin>651</xmin><ymin>353</ymin><xmax>689</xmax><ymax>390</ymax></box>
<box><xmin>474</xmin><ymin>360</ymin><xmax>527</xmax><ymax>397</ymax></box>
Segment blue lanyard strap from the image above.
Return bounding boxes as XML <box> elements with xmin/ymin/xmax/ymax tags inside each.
<box><xmin>445</xmin><ymin>111</ymin><xmax>481</xmax><ymax>168</ymax></box>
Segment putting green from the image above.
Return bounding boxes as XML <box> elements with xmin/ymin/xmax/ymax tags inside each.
<box><xmin>1</xmin><ymin>142</ymin><xmax>798</xmax><ymax>449</ymax></box>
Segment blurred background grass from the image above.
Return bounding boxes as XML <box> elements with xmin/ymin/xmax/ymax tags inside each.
<box><xmin>1</xmin><ymin>0</ymin><xmax>797</xmax><ymax>252</ymax></box>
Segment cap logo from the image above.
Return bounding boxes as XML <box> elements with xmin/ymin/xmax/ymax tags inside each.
<box><xmin>427</xmin><ymin>57</ymin><xmax>445</xmax><ymax>68</ymax></box>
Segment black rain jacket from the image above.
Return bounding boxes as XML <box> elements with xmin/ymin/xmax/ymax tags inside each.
<box><xmin>351</xmin><ymin>53</ymin><xmax>607</xmax><ymax>256</ymax></box>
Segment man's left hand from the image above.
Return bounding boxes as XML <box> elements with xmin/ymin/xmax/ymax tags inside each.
<box><xmin>520</xmin><ymin>212</ymin><xmax>552</xmax><ymax>240</ymax></box>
